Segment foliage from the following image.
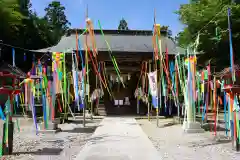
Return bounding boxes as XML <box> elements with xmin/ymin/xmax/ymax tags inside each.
<box><xmin>44</xmin><ymin>1</ymin><xmax>71</xmax><ymax>43</ymax></box>
<box><xmin>0</xmin><ymin>0</ymin><xmax>70</xmax><ymax>50</ymax></box>
<box><xmin>0</xmin><ymin>0</ymin><xmax>25</xmax><ymax>42</ymax></box>
<box><xmin>160</xmin><ymin>25</ymin><xmax>173</xmax><ymax>38</ymax></box>
<box><xmin>176</xmin><ymin>0</ymin><xmax>240</xmax><ymax>71</ymax></box>
<box><xmin>118</xmin><ymin>18</ymin><xmax>129</xmax><ymax>30</ymax></box>
<box><xmin>0</xmin><ymin>0</ymin><xmax>70</xmax><ymax>72</ymax></box>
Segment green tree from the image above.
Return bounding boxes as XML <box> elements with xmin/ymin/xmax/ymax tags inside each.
<box><xmin>176</xmin><ymin>0</ymin><xmax>240</xmax><ymax>70</ymax></box>
<box><xmin>44</xmin><ymin>1</ymin><xmax>71</xmax><ymax>43</ymax></box>
<box><xmin>0</xmin><ymin>0</ymin><xmax>25</xmax><ymax>43</ymax></box>
<box><xmin>0</xmin><ymin>0</ymin><xmax>71</xmax><ymax>50</ymax></box>
<box><xmin>19</xmin><ymin>0</ymin><xmax>32</xmax><ymax>16</ymax></box>
<box><xmin>160</xmin><ymin>25</ymin><xmax>173</xmax><ymax>37</ymax></box>
<box><xmin>118</xmin><ymin>18</ymin><xmax>129</xmax><ymax>30</ymax></box>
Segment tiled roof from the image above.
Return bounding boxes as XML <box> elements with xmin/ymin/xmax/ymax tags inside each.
<box><xmin>0</xmin><ymin>62</ymin><xmax>26</xmax><ymax>78</ymax></box>
<box><xmin>34</xmin><ymin>29</ymin><xmax>187</xmax><ymax>55</ymax></box>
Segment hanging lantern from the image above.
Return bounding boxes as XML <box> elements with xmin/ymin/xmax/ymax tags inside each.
<box><xmin>24</xmin><ymin>52</ymin><xmax>27</xmax><ymax>61</ymax></box>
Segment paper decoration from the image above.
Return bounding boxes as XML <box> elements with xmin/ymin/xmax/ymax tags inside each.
<box><xmin>90</xmin><ymin>89</ymin><xmax>104</xmax><ymax>101</ymax></box>
<box><xmin>124</xmin><ymin>97</ymin><xmax>130</xmax><ymax>105</ymax></box>
<box><xmin>119</xmin><ymin>100</ymin><xmax>123</xmax><ymax>105</ymax></box>
<box><xmin>114</xmin><ymin>100</ymin><xmax>119</xmax><ymax>105</ymax></box>
<box><xmin>148</xmin><ymin>71</ymin><xmax>157</xmax><ymax>97</ymax></box>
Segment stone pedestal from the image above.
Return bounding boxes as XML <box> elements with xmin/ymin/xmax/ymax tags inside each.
<box><xmin>85</xmin><ymin>110</ymin><xmax>93</xmax><ymax>119</ymax></box>
<box><xmin>38</xmin><ymin>121</ymin><xmax>61</xmax><ymax>134</ymax></box>
<box><xmin>182</xmin><ymin>121</ymin><xmax>204</xmax><ymax>133</ymax></box>
<box><xmin>233</xmin><ymin>139</ymin><xmax>240</xmax><ymax>151</ymax></box>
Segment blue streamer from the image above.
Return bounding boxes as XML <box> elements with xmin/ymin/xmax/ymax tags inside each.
<box><xmin>15</xmin><ymin>95</ymin><xmax>19</xmax><ymax>108</ymax></box>
<box><xmin>38</xmin><ymin>62</ymin><xmax>42</xmax><ymax>75</ymax></box>
<box><xmin>24</xmin><ymin>53</ymin><xmax>26</xmax><ymax>61</ymax></box>
<box><xmin>227</xmin><ymin>8</ymin><xmax>235</xmax><ymax>81</ymax></box>
<box><xmin>73</xmin><ymin>70</ymin><xmax>79</xmax><ymax>108</ymax></box>
<box><xmin>202</xmin><ymin>103</ymin><xmax>207</xmax><ymax>121</ymax></box>
<box><xmin>152</xmin><ymin>96</ymin><xmax>158</xmax><ymax>109</ymax></box>
<box><xmin>12</xmin><ymin>48</ymin><xmax>15</xmax><ymax>67</ymax></box>
<box><xmin>169</xmin><ymin>61</ymin><xmax>176</xmax><ymax>93</ymax></box>
<box><xmin>31</xmin><ymin>92</ymin><xmax>38</xmax><ymax>134</ymax></box>
<box><xmin>0</xmin><ymin>105</ymin><xmax>6</xmax><ymax>120</ymax></box>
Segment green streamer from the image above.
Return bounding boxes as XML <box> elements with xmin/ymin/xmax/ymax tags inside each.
<box><xmin>97</xmin><ymin>20</ymin><xmax>125</xmax><ymax>88</ymax></box>
<box><xmin>197</xmin><ymin>74</ymin><xmax>201</xmax><ymax>115</ymax></box>
<box><xmin>13</xmin><ymin>99</ymin><xmax>20</xmax><ymax>132</ymax></box>
<box><xmin>112</xmin><ymin>57</ymin><xmax>121</xmax><ymax>74</ymax></box>
<box><xmin>0</xmin><ymin>141</ymin><xmax>2</xmax><ymax>157</ymax></box>
<box><xmin>63</xmin><ymin>53</ymin><xmax>68</xmax><ymax>119</ymax></box>
<box><xmin>102</xmin><ymin>63</ymin><xmax>115</xmax><ymax>99</ymax></box>
<box><xmin>162</xmin><ymin>74</ymin><xmax>166</xmax><ymax>96</ymax></box>
<box><xmin>4</xmin><ymin>97</ymin><xmax>10</xmax><ymax>146</ymax></box>
<box><xmin>175</xmin><ymin>56</ymin><xmax>184</xmax><ymax>94</ymax></box>
<box><xmin>80</xmin><ymin>28</ymin><xmax>88</xmax><ymax>36</ymax></box>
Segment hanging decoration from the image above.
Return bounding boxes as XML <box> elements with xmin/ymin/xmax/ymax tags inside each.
<box><xmin>148</xmin><ymin>71</ymin><xmax>158</xmax><ymax>108</ymax></box>
<box><xmin>12</xmin><ymin>48</ymin><xmax>15</xmax><ymax>67</ymax></box>
<box><xmin>24</xmin><ymin>53</ymin><xmax>26</xmax><ymax>61</ymax></box>
<box><xmin>98</xmin><ymin>20</ymin><xmax>125</xmax><ymax>88</ymax></box>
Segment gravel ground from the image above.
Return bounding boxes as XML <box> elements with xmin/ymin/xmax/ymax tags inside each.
<box><xmin>0</xmin><ymin>117</ymin><xmax>101</xmax><ymax>160</ymax></box>
<box><xmin>138</xmin><ymin>119</ymin><xmax>240</xmax><ymax>160</ymax></box>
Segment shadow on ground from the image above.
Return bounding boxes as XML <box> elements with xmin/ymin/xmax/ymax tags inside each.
<box><xmin>157</xmin><ymin>122</ymin><xmax>176</xmax><ymax>128</ymax></box>
<box><xmin>12</xmin><ymin>148</ymin><xmax>63</xmax><ymax>156</ymax></box>
<box><xmin>61</xmin><ymin>125</ymin><xmax>99</xmax><ymax>133</ymax></box>
<box><xmin>65</xmin><ymin>119</ymin><xmax>96</xmax><ymax>124</ymax></box>
<box><xmin>202</xmin><ymin>123</ymin><xmax>228</xmax><ymax>132</ymax></box>
<box><xmin>189</xmin><ymin>138</ymin><xmax>232</xmax><ymax>148</ymax></box>
<box><xmin>125</xmin><ymin>123</ymin><xmax>142</xmax><ymax>126</ymax></box>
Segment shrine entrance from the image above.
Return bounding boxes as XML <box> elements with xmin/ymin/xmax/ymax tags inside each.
<box><xmin>103</xmin><ymin>73</ymin><xmax>141</xmax><ymax>115</ymax></box>
<box><xmin>96</xmin><ymin>60</ymin><xmax>149</xmax><ymax>116</ymax></box>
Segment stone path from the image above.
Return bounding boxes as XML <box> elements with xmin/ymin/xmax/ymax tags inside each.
<box><xmin>74</xmin><ymin>117</ymin><xmax>162</xmax><ymax>160</ymax></box>
<box><xmin>138</xmin><ymin>119</ymin><xmax>240</xmax><ymax>160</ymax></box>
<box><xmin>1</xmin><ymin>118</ymin><xmax>101</xmax><ymax>160</ymax></box>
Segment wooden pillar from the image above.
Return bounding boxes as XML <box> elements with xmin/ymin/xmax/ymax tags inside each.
<box><xmin>137</xmin><ymin>73</ymin><xmax>139</xmax><ymax>114</ymax></box>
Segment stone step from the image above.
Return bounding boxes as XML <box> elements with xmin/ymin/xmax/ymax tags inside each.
<box><xmin>97</xmin><ymin>110</ymin><xmax>107</xmax><ymax>116</ymax></box>
<box><xmin>98</xmin><ymin>108</ymin><xmax>106</xmax><ymax>111</ymax></box>
<box><xmin>98</xmin><ymin>110</ymin><xmax>107</xmax><ymax>114</ymax></box>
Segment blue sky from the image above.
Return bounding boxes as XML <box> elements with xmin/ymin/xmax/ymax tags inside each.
<box><xmin>31</xmin><ymin>0</ymin><xmax>188</xmax><ymax>36</ymax></box>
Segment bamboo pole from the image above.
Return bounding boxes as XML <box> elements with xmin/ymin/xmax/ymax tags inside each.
<box><xmin>83</xmin><ymin>5</ymin><xmax>88</xmax><ymax>127</ymax></box>
<box><xmin>153</xmin><ymin>9</ymin><xmax>159</xmax><ymax>126</ymax></box>
<box><xmin>158</xmin><ymin>27</ymin><xmax>162</xmax><ymax>127</ymax></box>
<box><xmin>148</xmin><ymin>60</ymin><xmax>151</xmax><ymax>121</ymax></box>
